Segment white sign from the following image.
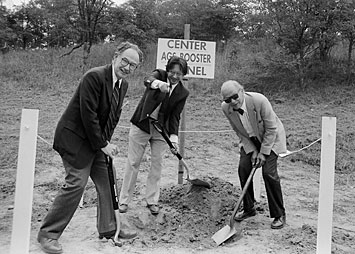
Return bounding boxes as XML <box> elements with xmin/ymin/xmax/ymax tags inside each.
<box><xmin>156</xmin><ymin>38</ymin><xmax>216</xmax><ymax>79</ymax></box>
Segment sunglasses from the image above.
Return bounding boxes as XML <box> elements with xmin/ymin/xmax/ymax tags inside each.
<box><xmin>224</xmin><ymin>93</ymin><xmax>239</xmax><ymax>103</ymax></box>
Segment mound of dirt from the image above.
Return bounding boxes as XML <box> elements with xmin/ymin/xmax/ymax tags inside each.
<box><xmin>118</xmin><ymin>176</ymin><xmax>267</xmax><ymax>249</ymax></box>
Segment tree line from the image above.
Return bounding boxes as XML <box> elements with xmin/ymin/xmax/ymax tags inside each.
<box><xmin>1</xmin><ymin>0</ymin><xmax>355</xmax><ymax>86</ymax></box>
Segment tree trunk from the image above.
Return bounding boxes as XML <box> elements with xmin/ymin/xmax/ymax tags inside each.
<box><xmin>347</xmin><ymin>38</ymin><xmax>354</xmax><ymax>85</ymax></box>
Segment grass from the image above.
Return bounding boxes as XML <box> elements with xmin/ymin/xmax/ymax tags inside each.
<box><xmin>0</xmin><ymin>40</ymin><xmax>354</xmax><ymax>179</ymax></box>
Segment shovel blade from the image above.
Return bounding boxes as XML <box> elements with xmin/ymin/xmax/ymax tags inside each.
<box><xmin>211</xmin><ymin>225</ymin><xmax>237</xmax><ymax>245</ymax></box>
<box><xmin>188</xmin><ymin>178</ymin><xmax>211</xmax><ymax>188</ymax></box>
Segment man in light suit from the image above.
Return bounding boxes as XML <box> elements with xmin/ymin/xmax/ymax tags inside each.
<box><xmin>221</xmin><ymin>80</ymin><xmax>286</xmax><ymax>229</ymax></box>
<box><xmin>119</xmin><ymin>56</ymin><xmax>189</xmax><ymax>215</ymax></box>
<box><xmin>37</xmin><ymin>42</ymin><xmax>143</xmax><ymax>254</ymax></box>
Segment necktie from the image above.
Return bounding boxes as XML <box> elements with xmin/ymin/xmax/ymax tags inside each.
<box><xmin>104</xmin><ymin>83</ymin><xmax>120</xmax><ymax>141</ymax></box>
<box><xmin>233</xmin><ymin>108</ymin><xmax>244</xmax><ymax>115</ymax></box>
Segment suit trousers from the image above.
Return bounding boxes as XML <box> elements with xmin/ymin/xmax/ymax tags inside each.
<box><xmin>238</xmin><ymin>147</ymin><xmax>285</xmax><ymax>218</ymax></box>
<box><xmin>38</xmin><ymin>152</ymin><xmax>116</xmax><ymax>240</ymax></box>
<box><xmin>119</xmin><ymin>123</ymin><xmax>166</xmax><ymax>205</ymax></box>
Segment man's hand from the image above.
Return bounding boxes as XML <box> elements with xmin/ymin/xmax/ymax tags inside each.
<box><xmin>251</xmin><ymin>150</ymin><xmax>258</xmax><ymax>167</ymax></box>
<box><xmin>170</xmin><ymin>142</ymin><xmax>179</xmax><ymax>155</ymax></box>
<box><xmin>101</xmin><ymin>142</ymin><xmax>119</xmax><ymax>158</ymax></box>
<box><xmin>255</xmin><ymin>153</ymin><xmax>266</xmax><ymax>168</ymax></box>
<box><xmin>158</xmin><ymin>81</ymin><xmax>170</xmax><ymax>93</ymax></box>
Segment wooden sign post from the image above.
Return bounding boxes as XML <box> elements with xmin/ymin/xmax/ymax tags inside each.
<box><xmin>316</xmin><ymin>116</ymin><xmax>336</xmax><ymax>254</ymax></box>
<box><xmin>10</xmin><ymin>109</ymin><xmax>39</xmax><ymax>254</ymax></box>
<box><xmin>177</xmin><ymin>24</ymin><xmax>190</xmax><ymax>183</ymax></box>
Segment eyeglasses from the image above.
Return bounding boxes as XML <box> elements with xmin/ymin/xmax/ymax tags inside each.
<box><xmin>120</xmin><ymin>57</ymin><xmax>138</xmax><ymax>71</ymax></box>
<box><xmin>224</xmin><ymin>93</ymin><xmax>239</xmax><ymax>103</ymax></box>
<box><xmin>168</xmin><ymin>71</ymin><xmax>183</xmax><ymax>77</ymax></box>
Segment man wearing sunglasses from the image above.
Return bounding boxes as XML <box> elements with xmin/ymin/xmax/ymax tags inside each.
<box><xmin>119</xmin><ymin>56</ymin><xmax>189</xmax><ymax>215</ymax></box>
<box><xmin>221</xmin><ymin>80</ymin><xmax>287</xmax><ymax>229</ymax></box>
<box><xmin>37</xmin><ymin>42</ymin><xmax>143</xmax><ymax>254</ymax></box>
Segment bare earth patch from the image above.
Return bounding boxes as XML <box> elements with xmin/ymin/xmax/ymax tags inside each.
<box><xmin>0</xmin><ymin>87</ymin><xmax>354</xmax><ymax>254</ymax></box>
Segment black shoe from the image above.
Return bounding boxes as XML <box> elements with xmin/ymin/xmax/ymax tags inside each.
<box><xmin>271</xmin><ymin>215</ymin><xmax>286</xmax><ymax>229</ymax></box>
<box><xmin>147</xmin><ymin>204</ymin><xmax>160</xmax><ymax>215</ymax></box>
<box><xmin>99</xmin><ymin>228</ymin><xmax>137</xmax><ymax>240</ymax></box>
<box><xmin>234</xmin><ymin>208</ymin><xmax>257</xmax><ymax>222</ymax></box>
<box><xmin>37</xmin><ymin>236</ymin><xmax>63</xmax><ymax>254</ymax></box>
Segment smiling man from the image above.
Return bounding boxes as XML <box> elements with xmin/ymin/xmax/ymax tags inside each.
<box><xmin>118</xmin><ymin>56</ymin><xmax>189</xmax><ymax>215</ymax></box>
<box><xmin>221</xmin><ymin>80</ymin><xmax>287</xmax><ymax>230</ymax></box>
<box><xmin>37</xmin><ymin>42</ymin><xmax>143</xmax><ymax>254</ymax></box>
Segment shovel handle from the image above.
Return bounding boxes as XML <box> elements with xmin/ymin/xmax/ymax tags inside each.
<box><xmin>149</xmin><ymin>117</ymin><xmax>183</xmax><ymax>160</ymax></box>
<box><xmin>229</xmin><ymin>166</ymin><xmax>258</xmax><ymax>227</ymax></box>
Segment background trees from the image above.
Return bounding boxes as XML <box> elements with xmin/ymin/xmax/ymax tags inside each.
<box><xmin>1</xmin><ymin>0</ymin><xmax>355</xmax><ymax>87</ymax></box>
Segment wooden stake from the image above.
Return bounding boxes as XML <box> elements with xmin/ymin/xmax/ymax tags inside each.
<box><xmin>316</xmin><ymin>117</ymin><xmax>336</xmax><ymax>254</ymax></box>
<box><xmin>253</xmin><ymin>168</ymin><xmax>262</xmax><ymax>202</ymax></box>
<box><xmin>10</xmin><ymin>109</ymin><xmax>39</xmax><ymax>254</ymax></box>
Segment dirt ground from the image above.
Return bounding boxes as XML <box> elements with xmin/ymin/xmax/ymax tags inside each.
<box><xmin>1</xmin><ymin>86</ymin><xmax>355</xmax><ymax>254</ymax></box>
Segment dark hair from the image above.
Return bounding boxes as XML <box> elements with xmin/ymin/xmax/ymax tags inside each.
<box><xmin>114</xmin><ymin>41</ymin><xmax>143</xmax><ymax>63</ymax></box>
<box><xmin>166</xmin><ymin>56</ymin><xmax>188</xmax><ymax>75</ymax></box>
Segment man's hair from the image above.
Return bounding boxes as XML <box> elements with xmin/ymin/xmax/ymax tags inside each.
<box><xmin>114</xmin><ymin>41</ymin><xmax>143</xmax><ymax>62</ymax></box>
<box><xmin>166</xmin><ymin>56</ymin><xmax>188</xmax><ymax>75</ymax></box>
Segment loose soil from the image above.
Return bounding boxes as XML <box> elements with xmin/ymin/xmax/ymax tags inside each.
<box><xmin>0</xmin><ymin>84</ymin><xmax>354</xmax><ymax>254</ymax></box>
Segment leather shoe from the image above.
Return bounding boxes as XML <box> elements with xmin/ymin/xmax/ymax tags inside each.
<box><xmin>271</xmin><ymin>215</ymin><xmax>286</xmax><ymax>229</ymax></box>
<box><xmin>147</xmin><ymin>204</ymin><xmax>160</xmax><ymax>215</ymax></box>
<box><xmin>118</xmin><ymin>204</ymin><xmax>128</xmax><ymax>213</ymax></box>
<box><xmin>99</xmin><ymin>228</ymin><xmax>137</xmax><ymax>240</ymax></box>
<box><xmin>37</xmin><ymin>237</ymin><xmax>63</xmax><ymax>254</ymax></box>
<box><xmin>234</xmin><ymin>208</ymin><xmax>256</xmax><ymax>222</ymax></box>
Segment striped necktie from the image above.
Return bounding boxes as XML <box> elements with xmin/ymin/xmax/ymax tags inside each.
<box><xmin>104</xmin><ymin>82</ymin><xmax>120</xmax><ymax>141</ymax></box>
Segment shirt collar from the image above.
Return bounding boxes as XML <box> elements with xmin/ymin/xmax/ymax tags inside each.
<box><xmin>112</xmin><ymin>63</ymin><xmax>121</xmax><ymax>89</ymax></box>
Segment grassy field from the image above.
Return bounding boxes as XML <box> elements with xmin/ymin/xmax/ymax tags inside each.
<box><xmin>1</xmin><ymin>41</ymin><xmax>354</xmax><ymax>174</ymax></box>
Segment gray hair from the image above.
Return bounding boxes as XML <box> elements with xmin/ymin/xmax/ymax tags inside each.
<box><xmin>114</xmin><ymin>41</ymin><xmax>143</xmax><ymax>63</ymax></box>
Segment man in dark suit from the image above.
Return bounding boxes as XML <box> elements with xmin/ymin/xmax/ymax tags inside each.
<box><xmin>119</xmin><ymin>56</ymin><xmax>189</xmax><ymax>215</ymax></box>
<box><xmin>37</xmin><ymin>42</ymin><xmax>143</xmax><ymax>254</ymax></box>
<box><xmin>221</xmin><ymin>80</ymin><xmax>287</xmax><ymax>229</ymax></box>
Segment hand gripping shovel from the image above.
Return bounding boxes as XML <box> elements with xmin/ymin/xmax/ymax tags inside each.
<box><xmin>212</xmin><ymin>166</ymin><xmax>258</xmax><ymax>245</ymax></box>
<box><xmin>150</xmin><ymin>118</ymin><xmax>211</xmax><ymax>188</ymax></box>
<box><xmin>106</xmin><ymin>156</ymin><xmax>123</xmax><ymax>247</ymax></box>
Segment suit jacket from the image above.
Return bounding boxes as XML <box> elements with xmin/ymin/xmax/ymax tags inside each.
<box><xmin>53</xmin><ymin>64</ymin><xmax>128</xmax><ymax>169</ymax></box>
<box><xmin>130</xmin><ymin>69</ymin><xmax>189</xmax><ymax>136</ymax></box>
<box><xmin>222</xmin><ymin>92</ymin><xmax>286</xmax><ymax>155</ymax></box>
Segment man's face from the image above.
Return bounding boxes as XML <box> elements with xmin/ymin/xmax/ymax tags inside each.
<box><xmin>113</xmin><ymin>48</ymin><xmax>140</xmax><ymax>79</ymax></box>
<box><xmin>223</xmin><ymin>88</ymin><xmax>244</xmax><ymax>109</ymax></box>
<box><xmin>167</xmin><ymin>64</ymin><xmax>184</xmax><ymax>85</ymax></box>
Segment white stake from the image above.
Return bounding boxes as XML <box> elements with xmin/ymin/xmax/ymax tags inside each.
<box><xmin>316</xmin><ymin>117</ymin><xmax>336</xmax><ymax>254</ymax></box>
<box><xmin>253</xmin><ymin>168</ymin><xmax>261</xmax><ymax>202</ymax></box>
<box><xmin>10</xmin><ymin>109</ymin><xmax>39</xmax><ymax>254</ymax></box>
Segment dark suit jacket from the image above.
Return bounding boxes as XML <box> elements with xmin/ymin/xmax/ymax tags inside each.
<box><xmin>53</xmin><ymin>64</ymin><xmax>128</xmax><ymax>169</ymax></box>
<box><xmin>131</xmin><ymin>69</ymin><xmax>189</xmax><ymax>136</ymax></box>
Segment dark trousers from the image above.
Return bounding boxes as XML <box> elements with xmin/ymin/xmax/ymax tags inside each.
<box><xmin>38</xmin><ymin>152</ymin><xmax>116</xmax><ymax>240</ymax></box>
<box><xmin>238</xmin><ymin>147</ymin><xmax>285</xmax><ymax>218</ymax></box>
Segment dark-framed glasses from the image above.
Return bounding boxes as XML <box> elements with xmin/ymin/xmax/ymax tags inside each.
<box><xmin>121</xmin><ymin>57</ymin><xmax>138</xmax><ymax>71</ymax></box>
<box><xmin>224</xmin><ymin>93</ymin><xmax>239</xmax><ymax>103</ymax></box>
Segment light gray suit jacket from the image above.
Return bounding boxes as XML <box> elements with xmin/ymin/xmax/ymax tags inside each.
<box><xmin>222</xmin><ymin>92</ymin><xmax>286</xmax><ymax>155</ymax></box>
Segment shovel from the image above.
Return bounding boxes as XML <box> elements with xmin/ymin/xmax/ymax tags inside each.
<box><xmin>106</xmin><ymin>156</ymin><xmax>123</xmax><ymax>247</ymax></box>
<box><xmin>212</xmin><ymin>166</ymin><xmax>258</xmax><ymax>245</ymax></box>
<box><xmin>150</xmin><ymin>118</ymin><xmax>211</xmax><ymax>188</ymax></box>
